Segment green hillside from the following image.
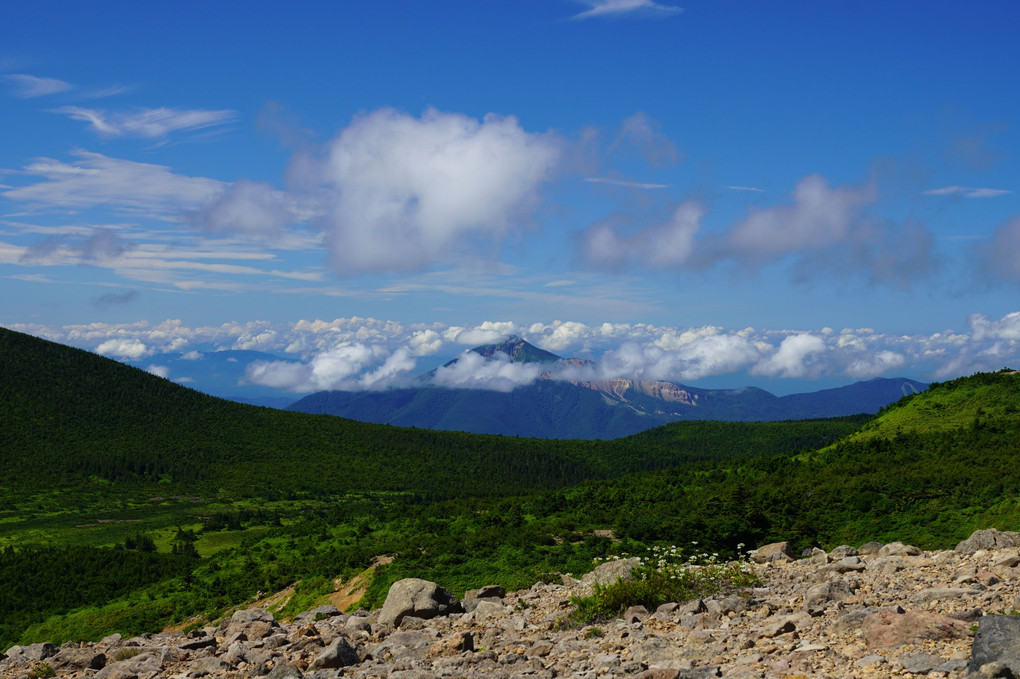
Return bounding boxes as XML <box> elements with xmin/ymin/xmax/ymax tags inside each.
<box><xmin>0</xmin><ymin>327</ymin><xmax>604</xmax><ymax>498</ymax></box>
<box><xmin>2</xmin><ymin>326</ymin><xmax>1018</xmax><ymax>651</ymax></box>
<box><xmin>0</xmin><ymin>326</ymin><xmax>863</xmax><ymax>502</ymax></box>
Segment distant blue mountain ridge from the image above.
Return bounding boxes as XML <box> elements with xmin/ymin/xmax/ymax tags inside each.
<box><xmin>287</xmin><ymin>336</ymin><xmax>928</xmax><ymax>439</ymax></box>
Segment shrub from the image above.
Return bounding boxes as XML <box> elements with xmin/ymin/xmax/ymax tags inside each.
<box><xmin>30</xmin><ymin>663</ymin><xmax>56</xmax><ymax>679</ymax></box>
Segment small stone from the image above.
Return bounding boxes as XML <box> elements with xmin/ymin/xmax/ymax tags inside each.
<box><xmin>898</xmin><ymin>651</ymin><xmax>940</xmax><ymax>674</ymax></box>
<box><xmin>625</xmin><ymin>605</ymin><xmax>649</xmax><ymax>623</ymax></box>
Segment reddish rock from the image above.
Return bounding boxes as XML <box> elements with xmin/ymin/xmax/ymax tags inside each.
<box><xmin>861</xmin><ymin>608</ymin><xmax>968</xmax><ymax>648</ymax></box>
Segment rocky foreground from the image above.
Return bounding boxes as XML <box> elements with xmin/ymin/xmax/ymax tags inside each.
<box><xmin>9</xmin><ymin>529</ymin><xmax>1020</xmax><ymax>679</ymax></box>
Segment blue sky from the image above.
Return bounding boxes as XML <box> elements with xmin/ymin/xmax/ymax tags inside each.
<box><xmin>2</xmin><ymin>0</ymin><xmax>1018</xmax><ymax>396</ymax></box>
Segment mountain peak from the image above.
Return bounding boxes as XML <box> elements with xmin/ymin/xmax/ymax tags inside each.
<box><xmin>469</xmin><ymin>335</ymin><xmax>562</xmax><ymax>364</ymax></box>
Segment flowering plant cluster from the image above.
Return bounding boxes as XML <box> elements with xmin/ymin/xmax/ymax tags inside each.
<box><xmin>568</xmin><ymin>542</ymin><xmax>763</xmax><ymax>624</ymax></box>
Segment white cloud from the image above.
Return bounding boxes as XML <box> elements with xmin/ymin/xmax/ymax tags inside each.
<box><xmin>4</xmin><ymin>150</ymin><xmax>223</xmax><ymax>214</ymax></box>
<box><xmin>751</xmin><ymin>334</ymin><xmax>828</xmax><ymax>379</ymax></box>
<box><xmin>245</xmin><ymin>339</ymin><xmax>421</xmax><ymax>392</ymax></box>
<box><xmin>540</xmin><ymin>321</ymin><xmax>589</xmax><ymax>352</ymax></box>
<box><xmin>95</xmin><ymin>338</ymin><xmax>150</xmax><ymax>359</ymax></box>
<box><xmin>51</xmin><ymin>106</ymin><xmax>237</xmax><ymax>139</ymax></box>
<box><xmin>359</xmin><ymin>348</ymin><xmax>417</xmax><ymax>389</ymax></box>
<box><xmin>923</xmin><ymin>186</ymin><xmax>1012</xmax><ymax>198</ymax></box>
<box><xmin>580</xmin><ymin>201</ymin><xmax>704</xmax><ymax>270</ymax></box>
<box><xmin>585</xmin><ymin>177</ymin><xmax>668</xmax><ymax>189</ymax></box>
<box><xmin>246</xmin><ymin>344</ymin><xmax>387</xmax><ymax>392</ymax></box>
<box><xmin>146</xmin><ymin>364</ymin><xmax>170</xmax><ymax>378</ymax></box>
<box><xmin>587</xmin><ymin>332</ymin><xmax>761</xmax><ymax>382</ymax></box>
<box><xmin>308</xmin><ymin>108</ymin><xmax>560</xmax><ymax>274</ymax></box>
<box><xmin>727</xmin><ymin>185</ymin><xmax>766</xmax><ymax>193</ymax></box>
<box><xmin>724</xmin><ymin>174</ymin><xmax>874</xmax><ymax>261</ymax></box>
<box><xmin>453</xmin><ymin>328</ymin><xmax>509</xmax><ymax>346</ymax></box>
<box><xmin>969</xmin><ymin>311</ymin><xmax>1020</xmax><ymax>342</ymax></box>
<box><xmin>11</xmin><ymin>312</ymin><xmax>1019</xmax><ymax>393</ymax></box>
<box><xmin>408</xmin><ymin>329</ymin><xmax>444</xmax><ymax>356</ymax></box>
<box><xmin>433</xmin><ymin>351</ymin><xmax>543</xmax><ymax>392</ymax></box>
<box><xmin>843</xmin><ymin>350</ymin><xmax>906</xmax><ymax>379</ymax></box>
<box><xmin>198</xmin><ymin>179</ymin><xmax>295</xmax><ymax>239</ymax></box>
<box><xmin>976</xmin><ymin>216</ymin><xmax>1020</xmax><ymax>281</ymax></box>
<box><xmin>609</xmin><ymin>112</ymin><xmax>680</xmax><ymax>167</ymax></box>
<box><xmin>244</xmin><ymin>360</ymin><xmax>314</xmax><ymax>392</ymax></box>
<box><xmin>5</xmin><ymin>74</ymin><xmax>72</xmax><ymax>98</ymax></box>
<box><xmin>571</xmin><ymin>0</ymin><xmax>683</xmax><ymax>20</ymax></box>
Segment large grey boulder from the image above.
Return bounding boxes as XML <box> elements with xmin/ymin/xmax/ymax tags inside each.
<box><xmin>465</xmin><ymin>585</ymin><xmax>505</xmax><ymax>600</ymax></box>
<box><xmin>878</xmin><ymin>542</ymin><xmax>921</xmax><ymax>557</ymax></box>
<box><xmin>582</xmin><ymin>557</ymin><xmax>641</xmax><ymax>586</ymax></box>
<box><xmin>804</xmin><ymin>579</ymin><xmax>855</xmax><ymax>610</ymax></box>
<box><xmin>969</xmin><ymin>615</ymin><xmax>1020</xmax><ymax>675</ymax></box>
<box><xmin>309</xmin><ymin>636</ymin><xmax>359</xmax><ymax>670</ymax></box>
<box><xmin>956</xmin><ymin>529</ymin><xmax>1020</xmax><ymax>554</ymax></box>
<box><xmin>378</xmin><ymin>578</ymin><xmax>462</xmax><ymax>628</ymax></box>
<box><xmin>751</xmin><ymin>542</ymin><xmax>793</xmax><ymax>564</ymax></box>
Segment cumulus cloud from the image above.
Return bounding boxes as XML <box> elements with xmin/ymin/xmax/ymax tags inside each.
<box><xmin>146</xmin><ymin>364</ymin><xmax>170</xmax><ymax>378</ymax></box>
<box><xmin>12</xmin><ymin>313</ymin><xmax>1019</xmax><ymax>394</ymax></box>
<box><xmin>751</xmin><ymin>334</ymin><xmax>828</xmax><ymax>379</ymax></box>
<box><xmin>5</xmin><ymin>74</ymin><xmax>72</xmax><ymax>98</ymax></box>
<box><xmin>95</xmin><ymin>338</ymin><xmax>150</xmax><ymax>359</ymax></box>
<box><xmin>433</xmin><ymin>351</ymin><xmax>543</xmax><ymax>392</ymax></box>
<box><xmin>723</xmin><ymin>175</ymin><xmax>875</xmax><ymax>262</ymax></box>
<box><xmin>245</xmin><ymin>342</ymin><xmax>417</xmax><ymax>392</ymax></box>
<box><xmin>408</xmin><ymin>329</ymin><xmax>444</xmax><ymax>356</ymax></box>
<box><xmin>571</xmin><ymin>0</ymin><xmax>683</xmax><ymax>20</ymax></box>
<box><xmin>580</xmin><ymin>201</ymin><xmax>704</xmax><ymax>270</ymax></box>
<box><xmin>969</xmin><ymin>311</ymin><xmax>1020</xmax><ymax>342</ymax></box>
<box><xmin>975</xmin><ymin>216</ymin><xmax>1020</xmax><ymax>281</ymax></box>
<box><xmin>587</xmin><ymin>332</ymin><xmax>762</xmax><ymax>382</ymax></box>
<box><xmin>51</xmin><ymin>106</ymin><xmax>237</xmax><ymax>139</ymax></box>
<box><xmin>315</xmin><ymin>108</ymin><xmax>561</xmax><ymax>273</ymax></box>
<box><xmin>452</xmin><ymin>322</ymin><xmax>519</xmax><ymax>346</ymax></box>
<box><xmin>843</xmin><ymin>350</ymin><xmax>906</xmax><ymax>379</ymax></box>
<box><xmin>577</xmin><ymin>173</ymin><xmax>933</xmax><ymax>286</ymax></box>
<box><xmin>198</xmin><ymin>179</ymin><xmax>295</xmax><ymax>239</ymax></box>
<box><xmin>538</xmin><ymin>321</ymin><xmax>589</xmax><ymax>352</ymax></box>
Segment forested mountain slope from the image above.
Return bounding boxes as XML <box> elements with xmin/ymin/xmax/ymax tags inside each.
<box><xmin>0</xmin><ymin>327</ymin><xmax>864</xmax><ymax>499</ymax></box>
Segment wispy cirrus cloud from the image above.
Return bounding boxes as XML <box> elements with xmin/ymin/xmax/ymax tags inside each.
<box><xmin>611</xmin><ymin>112</ymin><xmax>681</xmax><ymax>166</ymax></box>
<box><xmin>51</xmin><ymin>106</ymin><xmax>237</xmax><ymax>139</ymax></box>
<box><xmin>570</xmin><ymin>0</ymin><xmax>683</xmax><ymax>20</ymax></box>
<box><xmin>584</xmin><ymin>177</ymin><xmax>668</xmax><ymax>189</ymax></box>
<box><xmin>5</xmin><ymin>73</ymin><xmax>72</xmax><ymax>98</ymax></box>
<box><xmin>924</xmin><ymin>186</ymin><xmax>1012</xmax><ymax>198</ymax></box>
<box><xmin>3</xmin><ymin>150</ymin><xmax>224</xmax><ymax>214</ymax></box>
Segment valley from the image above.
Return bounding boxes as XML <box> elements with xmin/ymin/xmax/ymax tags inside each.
<box><xmin>1</xmin><ymin>327</ymin><xmax>1019</xmax><ymax>660</ymax></box>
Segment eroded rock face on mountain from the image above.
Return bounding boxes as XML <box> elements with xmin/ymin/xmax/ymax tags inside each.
<box><xmin>10</xmin><ymin>529</ymin><xmax>1020</xmax><ymax>679</ymax></box>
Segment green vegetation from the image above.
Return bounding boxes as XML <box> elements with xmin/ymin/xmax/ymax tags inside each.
<box><xmin>565</xmin><ymin>546</ymin><xmax>763</xmax><ymax>625</ymax></box>
<box><xmin>0</xmin><ymin>328</ymin><xmax>1018</xmax><ymax>649</ymax></box>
